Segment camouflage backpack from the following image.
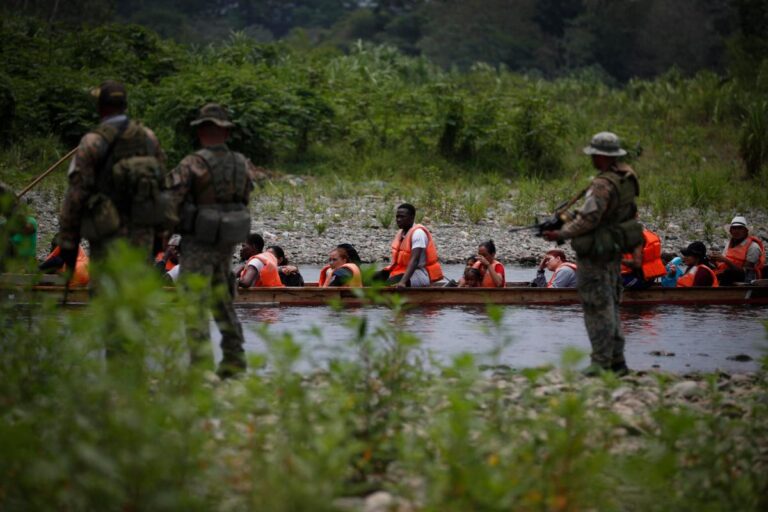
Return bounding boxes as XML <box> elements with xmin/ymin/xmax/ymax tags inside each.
<box><xmin>85</xmin><ymin>120</ymin><xmax>177</xmax><ymax>239</ymax></box>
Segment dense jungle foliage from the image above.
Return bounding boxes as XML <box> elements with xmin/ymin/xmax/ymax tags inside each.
<box><xmin>1</xmin><ymin>10</ymin><xmax>768</xmax><ymax>225</ymax></box>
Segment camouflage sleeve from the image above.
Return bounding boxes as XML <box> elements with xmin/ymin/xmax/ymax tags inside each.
<box><xmin>164</xmin><ymin>154</ymin><xmax>199</xmax><ymax>211</ymax></box>
<box><xmin>244</xmin><ymin>159</ymin><xmax>262</xmax><ymax>199</ymax></box>
<box><xmin>558</xmin><ymin>177</ymin><xmax>616</xmax><ymax>240</ymax></box>
<box><xmin>58</xmin><ymin>133</ymin><xmax>108</xmax><ymax>249</ymax></box>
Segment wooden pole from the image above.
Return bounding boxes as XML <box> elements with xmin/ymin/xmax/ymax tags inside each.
<box><xmin>16</xmin><ymin>146</ymin><xmax>77</xmax><ymax>199</ymax></box>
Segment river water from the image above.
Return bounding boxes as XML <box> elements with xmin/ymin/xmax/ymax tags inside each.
<box><xmin>213</xmin><ymin>265</ymin><xmax>768</xmax><ymax>374</ymax></box>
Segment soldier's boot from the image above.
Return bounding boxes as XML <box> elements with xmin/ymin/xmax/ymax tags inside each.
<box><xmin>216</xmin><ymin>352</ymin><xmax>246</xmax><ymax>380</ymax></box>
<box><xmin>610</xmin><ymin>361</ymin><xmax>630</xmax><ymax>377</ymax></box>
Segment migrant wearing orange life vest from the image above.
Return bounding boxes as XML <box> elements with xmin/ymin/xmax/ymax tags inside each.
<box><xmin>716</xmin><ymin>236</ymin><xmax>765</xmax><ymax>278</ymax></box>
<box><xmin>46</xmin><ymin>246</ymin><xmax>90</xmax><ymax>286</ymax></box>
<box><xmin>621</xmin><ymin>229</ymin><xmax>666</xmax><ymax>279</ymax></box>
<box><xmin>472</xmin><ymin>260</ymin><xmax>505</xmax><ymax>288</ymax></box>
<box><xmin>155</xmin><ymin>252</ymin><xmax>177</xmax><ymax>271</ymax></box>
<box><xmin>318</xmin><ymin>263</ymin><xmax>363</xmax><ymax>287</ymax></box>
<box><xmin>547</xmin><ymin>262</ymin><xmax>578</xmax><ymax>288</ymax></box>
<box><xmin>241</xmin><ymin>251</ymin><xmax>284</xmax><ymax>287</ymax></box>
<box><xmin>386</xmin><ymin>224</ymin><xmax>443</xmax><ymax>282</ymax></box>
<box><xmin>677</xmin><ymin>265</ymin><xmax>719</xmax><ymax>288</ymax></box>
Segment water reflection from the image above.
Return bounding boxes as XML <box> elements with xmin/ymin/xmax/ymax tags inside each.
<box><xmin>214</xmin><ymin>302</ymin><xmax>768</xmax><ymax>374</ymax></box>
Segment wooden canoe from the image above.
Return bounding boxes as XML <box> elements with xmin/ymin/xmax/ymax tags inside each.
<box><xmin>3</xmin><ymin>275</ymin><xmax>768</xmax><ymax>306</ymax></box>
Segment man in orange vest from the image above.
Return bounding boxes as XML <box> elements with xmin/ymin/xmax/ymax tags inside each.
<box><xmin>710</xmin><ymin>216</ymin><xmax>765</xmax><ymax>285</ymax></box>
<box><xmin>621</xmin><ymin>228</ymin><xmax>666</xmax><ymax>289</ymax></box>
<box><xmin>373</xmin><ymin>203</ymin><xmax>443</xmax><ymax>287</ymax></box>
<box><xmin>237</xmin><ymin>233</ymin><xmax>285</xmax><ymax>288</ymax></box>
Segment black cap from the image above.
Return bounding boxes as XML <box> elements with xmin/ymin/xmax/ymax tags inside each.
<box><xmin>681</xmin><ymin>241</ymin><xmax>707</xmax><ymax>258</ymax></box>
<box><xmin>93</xmin><ymin>80</ymin><xmax>127</xmax><ymax>108</ymax></box>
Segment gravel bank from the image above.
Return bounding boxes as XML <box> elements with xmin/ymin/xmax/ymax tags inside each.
<box><xmin>25</xmin><ymin>185</ymin><xmax>768</xmax><ymax>265</ymax></box>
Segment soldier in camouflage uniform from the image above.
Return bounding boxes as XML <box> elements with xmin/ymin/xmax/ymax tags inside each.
<box><xmin>58</xmin><ymin>80</ymin><xmax>166</xmax><ymax>271</ymax></box>
<box><xmin>165</xmin><ymin>103</ymin><xmax>259</xmax><ymax>378</ymax></box>
<box><xmin>543</xmin><ymin>132</ymin><xmax>640</xmax><ymax>376</ymax></box>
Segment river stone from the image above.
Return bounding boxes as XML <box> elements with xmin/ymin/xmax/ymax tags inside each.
<box><xmin>667</xmin><ymin>380</ymin><xmax>703</xmax><ymax>398</ymax></box>
<box><xmin>364</xmin><ymin>491</ymin><xmax>413</xmax><ymax>512</ymax></box>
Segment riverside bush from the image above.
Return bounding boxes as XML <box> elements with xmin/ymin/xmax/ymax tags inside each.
<box><xmin>1</xmin><ymin>246</ymin><xmax>767</xmax><ymax>510</ymax></box>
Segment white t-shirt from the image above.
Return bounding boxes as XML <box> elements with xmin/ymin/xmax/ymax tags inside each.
<box><xmin>407</xmin><ymin>228</ymin><xmax>430</xmax><ymax>287</ymax></box>
<box><xmin>166</xmin><ymin>264</ymin><xmax>180</xmax><ymax>283</ymax></box>
<box><xmin>247</xmin><ymin>256</ymin><xmax>266</xmax><ymax>272</ymax></box>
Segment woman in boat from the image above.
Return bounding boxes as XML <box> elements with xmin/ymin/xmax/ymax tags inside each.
<box><xmin>473</xmin><ymin>240</ymin><xmax>505</xmax><ymax>288</ymax></box>
<box><xmin>318</xmin><ymin>244</ymin><xmax>362</xmax><ymax>287</ymax></box>
<box><xmin>267</xmin><ymin>245</ymin><xmax>304</xmax><ymax>286</ymax></box>
<box><xmin>677</xmin><ymin>241</ymin><xmax>719</xmax><ymax>287</ymax></box>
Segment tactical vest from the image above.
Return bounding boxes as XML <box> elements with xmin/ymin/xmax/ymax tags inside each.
<box><xmin>80</xmin><ymin>119</ymin><xmax>173</xmax><ymax>241</ymax></box>
<box><xmin>571</xmin><ymin>163</ymin><xmax>643</xmax><ymax>259</ymax></box>
<box><xmin>182</xmin><ymin>144</ymin><xmax>251</xmax><ymax>247</ymax></box>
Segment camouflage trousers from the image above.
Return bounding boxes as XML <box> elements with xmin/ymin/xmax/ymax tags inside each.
<box><xmin>88</xmin><ymin>226</ymin><xmax>156</xmax><ymax>263</ymax></box>
<box><xmin>180</xmin><ymin>241</ymin><xmax>245</xmax><ymax>371</ymax></box>
<box><xmin>576</xmin><ymin>257</ymin><xmax>626</xmax><ymax>368</ymax></box>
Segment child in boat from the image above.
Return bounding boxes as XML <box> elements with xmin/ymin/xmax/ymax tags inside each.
<box><xmin>458</xmin><ymin>267</ymin><xmax>482</xmax><ymax>287</ymax></box>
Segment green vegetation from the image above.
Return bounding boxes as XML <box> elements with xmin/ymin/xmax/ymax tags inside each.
<box><xmin>1</xmin><ymin>246</ymin><xmax>767</xmax><ymax>510</ymax></box>
<box><xmin>1</xmin><ymin>13</ymin><xmax>767</xmax><ymax>225</ymax></box>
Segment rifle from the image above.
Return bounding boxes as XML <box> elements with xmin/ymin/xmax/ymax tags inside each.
<box><xmin>508</xmin><ymin>184</ymin><xmax>591</xmax><ymax>237</ymax></box>
<box><xmin>16</xmin><ymin>147</ymin><xmax>78</xmax><ymax>199</ymax></box>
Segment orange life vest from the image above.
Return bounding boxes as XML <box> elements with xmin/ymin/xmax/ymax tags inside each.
<box><xmin>717</xmin><ymin>236</ymin><xmax>765</xmax><ymax>278</ymax></box>
<box><xmin>472</xmin><ymin>260</ymin><xmax>505</xmax><ymax>288</ymax></box>
<box><xmin>319</xmin><ymin>263</ymin><xmax>362</xmax><ymax>287</ymax></box>
<box><xmin>48</xmin><ymin>246</ymin><xmax>90</xmax><ymax>287</ymax></box>
<box><xmin>677</xmin><ymin>264</ymin><xmax>719</xmax><ymax>288</ymax></box>
<box><xmin>621</xmin><ymin>230</ymin><xmax>666</xmax><ymax>279</ymax></box>
<box><xmin>241</xmin><ymin>252</ymin><xmax>284</xmax><ymax>287</ymax></box>
<box><xmin>155</xmin><ymin>252</ymin><xmax>177</xmax><ymax>271</ymax></box>
<box><xmin>547</xmin><ymin>262</ymin><xmax>578</xmax><ymax>288</ymax></box>
<box><xmin>386</xmin><ymin>224</ymin><xmax>443</xmax><ymax>282</ymax></box>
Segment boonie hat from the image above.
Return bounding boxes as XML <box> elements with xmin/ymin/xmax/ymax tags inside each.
<box><xmin>681</xmin><ymin>241</ymin><xmax>707</xmax><ymax>258</ymax></box>
<box><xmin>583</xmin><ymin>131</ymin><xmax>627</xmax><ymax>157</ymax></box>
<box><xmin>92</xmin><ymin>80</ymin><xmax>127</xmax><ymax>107</ymax></box>
<box><xmin>190</xmin><ymin>103</ymin><xmax>235</xmax><ymax>128</ymax></box>
<box><xmin>730</xmin><ymin>215</ymin><xmax>748</xmax><ymax>228</ymax></box>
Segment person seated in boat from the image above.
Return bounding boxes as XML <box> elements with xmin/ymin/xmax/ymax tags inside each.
<box><xmin>38</xmin><ymin>233</ymin><xmax>89</xmax><ymax>287</ymax></box>
<box><xmin>677</xmin><ymin>241</ymin><xmax>719</xmax><ymax>287</ymax></box>
<box><xmin>620</xmin><ymin>227</ymin><xmax>666</xmax><ymax>289</ymax></box>
<box><xmin>709</xmin><ymin>216</ymin><xmax>765</xmax><ymax>285</ymax></box>
<box><xmin>237</xmin><ymin>233</ymin><xmax>285</xmax><ymax>288</ymax></box>
<box><xmin>319</xmin><ymin>244</ymin><xmax>362</xmax><ymax>287</ymax></box>
<box><xmin>372</xmin><ymin>203</ymin><xmax>444</xmax><ymax>288</ymax></box>
<box><xmin>531</xmin><ymin>249</ymin><xmax>577</xmax><ymax>288</ymax></box>
<box><xmin>155</xmin><ymin>234</ymin><xmax>181</xmax><ymax>273</ymax></box>
<box><xmin>660</xmin><ymin>252</ymin><xmax>685</xmax><ymax>288</ymax></box>
<box><xmin>473</xmin><ymin>240</ymin><xmax>505</xmax><ymax>287</ymax></box>
<box><xmin>458</xmin><ymin>267</ymin><xmax>482</xmax><ymax>288</ymax></box>
<box><xmin>267</xmin><ymin>245</ymin><xmax>304</xmax><ymax>286</ymax></box>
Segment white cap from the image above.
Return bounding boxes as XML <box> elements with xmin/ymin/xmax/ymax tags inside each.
<box><xmin>168</xmin><ymin>234</ymin><xmax>182</xmax><ymax>246</ymax></box>
<box><xmin>730</xmin><ymin>216</ymin><xmax>748</xmax><ymax>228</ymax></box>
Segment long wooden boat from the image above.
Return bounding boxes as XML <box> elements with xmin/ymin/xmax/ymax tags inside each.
<box><xmin>3</xmin><ymin>275</ymin><xmax>768</xmax><ymax>306</ymax></box>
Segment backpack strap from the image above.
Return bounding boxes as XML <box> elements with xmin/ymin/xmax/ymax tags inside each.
<box><xmin>92</xmin><ymin>118</ymin><xmax>130</xmax><ymax>194</ymax></box>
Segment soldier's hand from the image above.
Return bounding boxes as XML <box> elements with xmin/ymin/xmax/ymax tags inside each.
<box><xmin>541</xmin><ymin>230</ymin><xmax>560</xmax><ymax>242</ymax></box>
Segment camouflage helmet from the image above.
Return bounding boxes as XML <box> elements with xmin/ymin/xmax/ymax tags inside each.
<box><xmin>190</xmin><ymin>103</ymin><xmax>235</xmax><ymax>128</ymax></box>
<box><xmin>583</xmin><ymin>131</ymin><xmax>627</xmax><ymax>157</ymax></box>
